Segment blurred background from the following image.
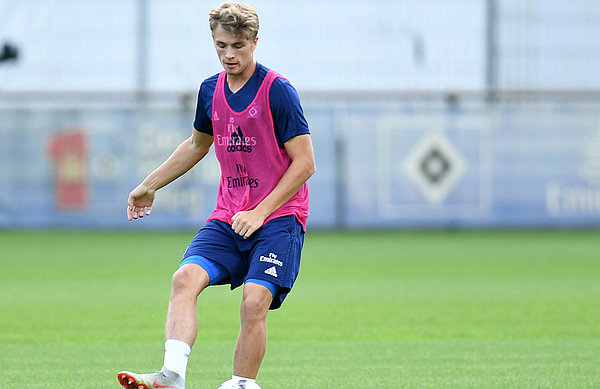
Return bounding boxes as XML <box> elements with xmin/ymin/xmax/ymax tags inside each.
<box><xmin>1</xmin><ymin>0</ymin><xmax>600</xmax><ymax>230</ymax></box>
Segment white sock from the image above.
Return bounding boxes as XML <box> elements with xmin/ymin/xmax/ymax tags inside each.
<box><xmin>163</xmin><ymin>339</ymin><xmax>191</xmax><ymax>378</ymax></box>
<box><xmin>233</xmin><ymin>375</ymin><xmax>256</xmax><ymax>383</ymax></box>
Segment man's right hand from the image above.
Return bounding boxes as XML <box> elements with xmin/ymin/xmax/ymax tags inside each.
<box><xmin>127</xmin><ymin>184</ymin><xmax>156</xmax><ymax>221</ymax></box>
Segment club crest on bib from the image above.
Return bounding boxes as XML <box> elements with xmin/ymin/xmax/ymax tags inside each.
<box><xmin>247</xmin><ymin>105</ymin><xmax>261</xmax><ymax>118</ymax></box>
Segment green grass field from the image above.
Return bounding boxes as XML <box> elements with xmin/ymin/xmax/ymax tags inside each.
<box><xmin>1</xmin><ymin>229</ymin><xmax>599</xmax><ymax>388</ymax></box>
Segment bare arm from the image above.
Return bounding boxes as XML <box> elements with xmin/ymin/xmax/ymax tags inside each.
<box><xmin>127</xmin><ymin>130</ymin><xmax>214</xmax><ymax>221</ymax></box>
<box><xmin>231</xmin><ymin>134</ymin><xmax>316</xmax><ymax>238</ymax></box>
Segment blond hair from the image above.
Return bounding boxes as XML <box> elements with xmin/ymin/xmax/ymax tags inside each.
<box><xmin>209</xmin><ymin>2</ymin><xmax>259</xmax><ymax>40</ymax></box>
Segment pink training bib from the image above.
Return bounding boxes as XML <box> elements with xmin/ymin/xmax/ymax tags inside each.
<box><xmin>206</xmin><ymin>70</ymin><xmax>309</xmax><ymax>229</ymax></box>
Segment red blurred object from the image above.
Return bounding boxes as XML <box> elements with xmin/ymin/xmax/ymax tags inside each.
<box><xmin>47</xmin><ymin>129</ymin><xmax>88</xmax><ymax>210</ymax></box>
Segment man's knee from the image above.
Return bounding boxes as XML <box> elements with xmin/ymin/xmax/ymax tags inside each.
<box><xmin>171</xmin><ymin>264</ymin><xmax>210</xmax><ymax>296</ymax></box>
<box><xmin>240</xmin><ymin>283</ymin><xmax>272</xmax><ymax>323</ymax></box>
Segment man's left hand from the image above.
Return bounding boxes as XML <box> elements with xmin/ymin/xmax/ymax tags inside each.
<box><xmin>231</xmin><ymin>210</ymin><xmax>266</xmax><ymax>239</ymax></box>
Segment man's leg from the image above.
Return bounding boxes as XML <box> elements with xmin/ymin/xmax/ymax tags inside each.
<box><xmin>232</xmin><ymin>282</ymin><xmax>273</xmax><ymax>379</ymax></box>
<box><xmin>166</xmin><ymin>263</ymin><xmax>211</xmax><ymax>346</ymax></box>
<box><xmin>118</xmin><ymin>264</ymin><xmax>210</xmax><ymax>389</ymax></box>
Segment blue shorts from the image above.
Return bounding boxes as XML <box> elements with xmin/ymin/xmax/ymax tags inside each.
<box><xmin>181</xmin><ymin>215</ymin><xmax>305</xmax><ymax>310</ymax></box>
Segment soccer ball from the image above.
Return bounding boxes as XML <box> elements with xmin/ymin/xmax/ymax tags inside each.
<box><xmin>217</xmin><ymin>378</ymin><xmax>262</xmax><ymax>389</ymax></box>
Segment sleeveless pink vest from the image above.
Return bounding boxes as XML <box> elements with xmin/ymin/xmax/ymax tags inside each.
<box><xmin>207</xmin><ymin>70</ymin><xmax>310</xmax><ymax>229</ymax></box>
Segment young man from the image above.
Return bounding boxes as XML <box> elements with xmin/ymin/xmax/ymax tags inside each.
<box><xmin>117</xmin><ymin>2</ymin><xmax>315</xmax><ymax>389</ymax></box>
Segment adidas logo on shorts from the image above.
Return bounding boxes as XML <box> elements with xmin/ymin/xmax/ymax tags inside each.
<box><xmin>264</xmin><ymin>266</ymin><xmax>278</xmax><ymax>278</ymax></box>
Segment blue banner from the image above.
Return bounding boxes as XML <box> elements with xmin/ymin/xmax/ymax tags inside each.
<box><xmin>1</xmin><ymin>102</ymin><xmax>599</xmax><ymax>229</ymax></box>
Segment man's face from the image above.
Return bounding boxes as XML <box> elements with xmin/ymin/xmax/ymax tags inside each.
<box><xmin>212</xmin><ymin>24</ymin><xmax>258</xmax><ymax>78</ymax></box>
